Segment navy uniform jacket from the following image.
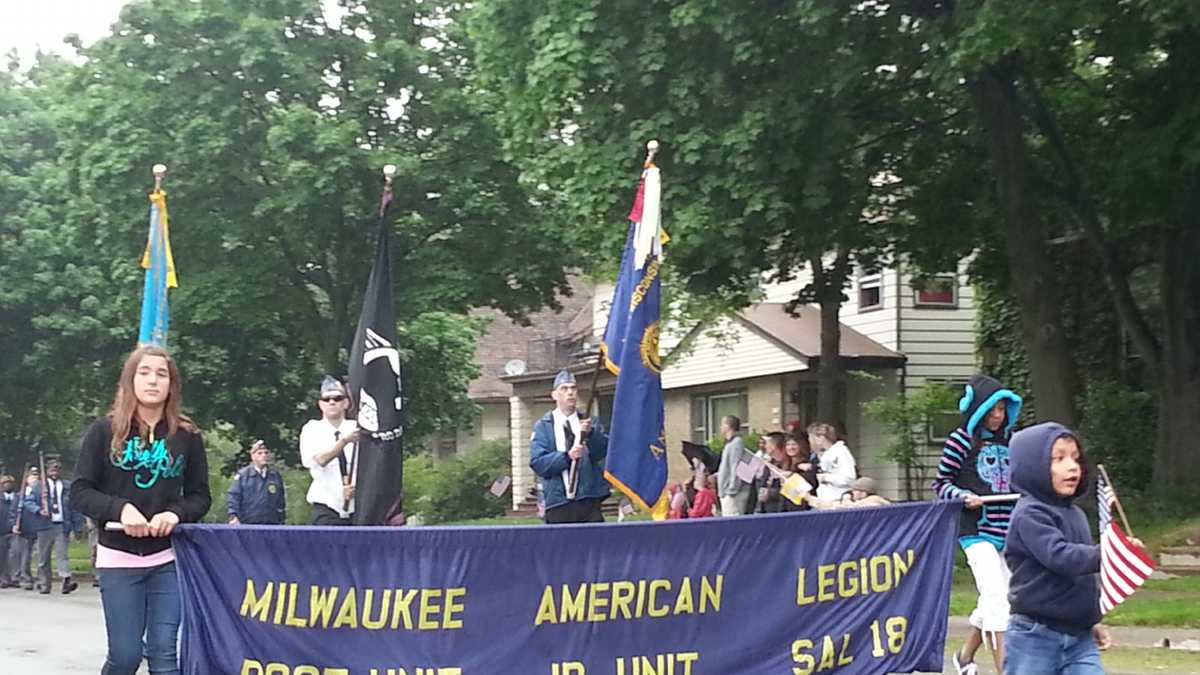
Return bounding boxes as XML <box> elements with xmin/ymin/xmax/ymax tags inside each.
<box><xmin>226</xmin><ymin>465</ymin><xmax>286</xmax><ymax>524</ymax></box>
<box><xmin>529</xmin><ymin>411</ymin><xmax>610</xmax><ymax>511</ymax></box>
<box><xmin>22</xmin><ymin>480</ymin><xmax>86</xmax><ymax>534</ymax></box>
<box><xmin>1</xmin><ymin>491</ymin><xmax>20</xmax><ymax>531</ymax></box>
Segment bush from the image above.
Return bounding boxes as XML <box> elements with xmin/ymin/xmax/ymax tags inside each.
<box><xmin>1078</xmin><ymin>379</ymin><xmax>1155</xmax><ymax>493</ymax></box>
<box><xmin>403</xmin><ymin>438</ymin><xmax>512</xmax><ymax>524</ymax></box>
<box><xmin>862</xmin><ymin>382</ymin><xmax>960</xmax><ymax>500</ymax></box>
<box><xmin>708</xmin><ymin>431</ymin><xmax>760</xmax><ymax>454</ymax></box>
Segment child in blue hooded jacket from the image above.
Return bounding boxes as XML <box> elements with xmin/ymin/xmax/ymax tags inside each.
<box><xmin>932</xmin><ymin>374</ymin><xmax>1022</xmax><ymax>674</ymax></box>
<box><xmin>1004</xmin><ymin>422</ymin><xmax>1143</xmax><ymax>674</ymax></box>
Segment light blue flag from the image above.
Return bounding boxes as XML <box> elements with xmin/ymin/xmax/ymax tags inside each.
<box><xmin>138</xmin><ymin>190</ymin><xmax>176</xmax><ymax>346</ymax></box>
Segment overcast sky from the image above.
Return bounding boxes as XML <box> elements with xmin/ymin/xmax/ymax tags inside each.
<box><xmin>1</xmin><ymin>0</ymin><xmax>346</xmax><ymax>70</ymax></box>
<box><xmin>0</xmin><ymin>0</ymin><xmax>131</xmax><ymax>68</ymax></box>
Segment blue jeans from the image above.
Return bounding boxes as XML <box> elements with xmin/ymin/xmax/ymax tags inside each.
<box><xmin>98</xmin><ymin>562</ymin><xmax>181</xmax><ymax>675</ymax></box>
<box><xmin>1005</xmin><ymin>614</ymin><xmax>1103</xmax><ymax>675</ymax></box>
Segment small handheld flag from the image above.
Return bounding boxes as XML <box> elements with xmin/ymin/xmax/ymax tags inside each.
<box><xmin>138</xmin><ymin>164</ymin><xmax>178</xmax><ymax>346</ymax></box>
<box><xmin>1097</xmin><ymin>467</ymin><xmax>1156</xmax><ymax>614</ymax></box>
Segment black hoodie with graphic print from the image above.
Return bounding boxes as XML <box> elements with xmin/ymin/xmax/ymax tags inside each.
<box><xmin>70</xmin><ymin>416</ymin><xmax>211</xmax><ymax>557</ymax></box>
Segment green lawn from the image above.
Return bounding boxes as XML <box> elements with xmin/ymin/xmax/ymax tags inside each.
<box><xmin>949</xmin><ymin>569</ymin><xmax>1200</xmax><ymax>628</ymax></box>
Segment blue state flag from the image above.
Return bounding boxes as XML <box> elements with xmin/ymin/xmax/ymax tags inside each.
<box><xmin>599</xmin><ymin>221</ymin><xmax>635</xmax><ymax>375</ymax></box>
<box><xmin>604</xmin><ymin>163</ymin><xmax>668</xmax><ymax>517</ymax></box>
<box><xmin>138</xmin><ymin>190</ymin><xmax>177</xmax><ymax>346</ymax></box>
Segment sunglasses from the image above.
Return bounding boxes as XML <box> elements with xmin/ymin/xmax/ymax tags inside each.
<box><xmin>320</xmin><ymin>395</ymin><xmax>346</xmax><ymax>403</ymax></box>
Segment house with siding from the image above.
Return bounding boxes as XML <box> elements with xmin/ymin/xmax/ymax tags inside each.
<box><xmin>454</xmin><ymin>261</ymin><xmax>979</xmax><ymax>507</ymax></box>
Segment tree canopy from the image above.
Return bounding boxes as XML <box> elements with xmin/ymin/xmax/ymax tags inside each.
<box><xmin>0</xmin><ymin>0</ymin><xmax>569</xmax><ymax>470</ymax></box>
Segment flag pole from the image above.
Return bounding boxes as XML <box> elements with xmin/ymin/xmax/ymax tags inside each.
<box><xmin>153</xmin><ymin>163</ymin><xmax>167</xmax><ymax>192</ymax></box>
<box><xmin>1097</xmin><ymin>464</ymin><xmax>1134</xmax><ymax>537</ymax></box>
<box><xmin>572</xmin><ymin>139</ymin><xmax>662</xmax><ymax>498</ymax></box>
<box><xmin>344</xmin><ymin>163</ymin><xmax>397</xmax><ymax>513</ymax></box>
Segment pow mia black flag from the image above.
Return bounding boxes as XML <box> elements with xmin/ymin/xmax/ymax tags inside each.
<box><xmin>349</xmin><ymin>175</ymin><xmax>405</xmax><ymax>525</ymax></box>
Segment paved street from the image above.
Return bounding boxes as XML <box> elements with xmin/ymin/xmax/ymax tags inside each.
<box><xmin>1</xmin><ymin>584</ymin><xmax>1197</xmax><ymax>674</ymax></box>
<box><xmin>0</xmin><ymin>583</ymin><xmax>141</xmax><ymax>674</ymax></box>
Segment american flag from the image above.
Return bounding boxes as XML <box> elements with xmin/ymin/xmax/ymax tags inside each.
<box><xmin>1097</xmin><ymin>473</ymin><xmax>1115</xmax><ymax>533</ymax></box>
<box><xmin>1097</xmin><ymin>473</ymin><xmax>1155</xmax><ymax>614</ymax></box>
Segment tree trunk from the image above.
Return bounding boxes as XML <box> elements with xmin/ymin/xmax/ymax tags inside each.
<box><xmin>1153</xmin><ymin>187</ymin><xmax>1200</xmax><ymax>487</ymax></box>
<box><xmin>811</xmin><ymin>251</ymin><xmax>851</xmax><ymax>429</ymax></box>
<box><xmin>969</xmin><ymin>63</ymin><xmax>1079</xmax><ymax>427</ymax></box>
<box><xmin>817</xmin><ymin>288</ymin><xmax>843</xmax><ymax>426</ymax></box>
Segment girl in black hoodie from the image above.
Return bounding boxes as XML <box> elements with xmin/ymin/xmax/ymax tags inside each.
<box><xmin>70</xmin><ymin>345</ymin><xmax>211</xmax><ymax>675</ymax></box>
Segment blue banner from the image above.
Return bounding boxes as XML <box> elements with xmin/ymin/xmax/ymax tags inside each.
<box><xmin>174</xmin><ymin>501</ymin><xmax>959</xmax><ymax>675</ymax></box>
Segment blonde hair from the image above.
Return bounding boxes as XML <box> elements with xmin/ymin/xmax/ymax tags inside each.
<box><xmin>107</xmin><ymin>345</ymin><xmax>196</xmax><ymax>460</ymax></box>
<box><xmin>806</xmin><ymin>422</ymin><xmax>838</xmax><ymax>443</ymax></box>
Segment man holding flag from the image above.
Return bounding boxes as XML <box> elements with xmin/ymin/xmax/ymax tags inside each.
<box><xmin>347</xmin><ymin>166</ymin><xmax>406</xmax><ymax>525</ymax></box>
<box><xmin>530</xmin><ymin>370</ymin><xmax>611</xmax><ymax>523</ymax></box>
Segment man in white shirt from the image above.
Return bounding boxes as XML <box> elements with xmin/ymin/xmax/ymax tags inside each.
<box><xmin>300</xmin><ymin>377</ymin><xmax>360</xmax><ymax>525</ymax></box>
<box><xmin>28</xmin><ymin>459</ymin><xmax>82</xmax><ymax>594</ymax></box>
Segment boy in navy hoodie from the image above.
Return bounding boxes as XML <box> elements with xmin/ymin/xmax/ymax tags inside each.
<box><xmin>1005</xmin><ymin>422</ymin><xmax>1142</xmax><ymax>674</ymax></box>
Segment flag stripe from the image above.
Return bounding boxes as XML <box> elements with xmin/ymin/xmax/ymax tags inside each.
<box><xmin>1099</xmin><ymin>521</ymin><xmax>1155</xmax><ymax>615</ymax></box>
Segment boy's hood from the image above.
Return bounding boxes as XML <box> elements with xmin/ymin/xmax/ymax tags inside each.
<box><xmin>958</xmin><ymin>374</ymin><xmax>1022</xmax><ymax>437</ymax></box>
<box><xmin>1010</xmin><ymin>422</ymin><xmax>1085</xmax><ymax>504</ymax></box>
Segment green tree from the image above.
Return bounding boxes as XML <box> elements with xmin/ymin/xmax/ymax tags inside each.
<box><xmin>907</xmin><ymin>0</ymin><xmax>1200</xmax><ymax>486</ymax></box>
<box><xmin>1</xmin><ymin>0</ymin><xmax>569</xmax><ymax>467</ymax></box>
<box><xmin>469</xmin><ymin>0</ymin><xmax>935</xmax><ymax>422</ymax></box>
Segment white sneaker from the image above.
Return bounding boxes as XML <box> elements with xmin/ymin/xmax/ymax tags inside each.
<box><xmin>952</xmin><ymin>651</ymin><xmax>979</xmax><ymax>675</ymax></box>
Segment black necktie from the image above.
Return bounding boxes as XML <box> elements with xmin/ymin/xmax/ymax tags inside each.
<box><xmin>50</xmin><ymin>481</ymin><xmax>60</xmax><ymax>514</ymax></box>
<box><xmin>563</xmin><ymin>420</ymin><xmax>576</xmax><ymax>451</ymax></box>
<box><xmin>334</xmin><ymin>430</ymin><xmax>349</xmax><ymax>478</ymax></box>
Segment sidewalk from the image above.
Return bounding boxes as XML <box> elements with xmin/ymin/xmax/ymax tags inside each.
<box><xmin>937</xmin><ymin>617</ymin><xmax>1200</xmax><ymax>675</ymax></box>
<box><xmin>948</xmin><ymin>615</ymin><xmax>1200</xmax><ymax>650</ymax></box>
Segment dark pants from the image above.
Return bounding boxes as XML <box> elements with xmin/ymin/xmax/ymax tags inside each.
<box><xmin>0</xmin><ymin>533</ymin><xmax>13</xmax><ymax>582</ymax></box>
<box><xmin>311</xmin><ymin>503</ymin><xmax>352</xmax><ymax>526</ymax></box>
<box><xmin>98</xmin><ymin>562</ymin><xmax>181</xmax><ymax>675</ymax></box>
<box><xmin>544</xmin><ymin>498</ymin><xmax>605</xmax><ymax>524</ymax></box>
<box><xmin>14</xmin><ymin>534</ymin><xmax>34</xmax><ymax>585</ymax></box>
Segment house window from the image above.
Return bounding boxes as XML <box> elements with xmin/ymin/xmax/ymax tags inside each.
<box><xmin>858</xmin><ymin>274</ymin><xmax>882</xmax><ymax>311</ymax></box>
<box><xmin>691</xmin><ymin>391</ymin><xmax>749</xmax><ymax>444</ymax></box>
<box><xmin>913</xmin><ymin>274</ymin><xmax>958</xmax><ymax>308</ymax></box>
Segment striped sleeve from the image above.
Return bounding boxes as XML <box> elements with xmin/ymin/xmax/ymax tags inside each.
<box><xmin>931</xmin><ymin>429</ymin><xmax>975</xmax><ymax>500</ymax></box>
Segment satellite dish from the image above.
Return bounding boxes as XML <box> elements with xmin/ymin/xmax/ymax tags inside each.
<box><xmin>503</xmin><ymin>359</ymin><xmax>527</xmax><ymax>376</ymax></box>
